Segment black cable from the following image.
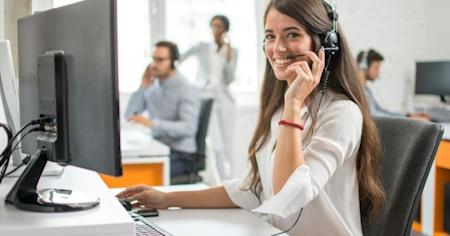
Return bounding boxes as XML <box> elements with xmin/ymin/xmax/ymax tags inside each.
<box><xmin>0</xmin><ymin>122</ymin><xmax>13</xmax><ymax>156</ymax></box>
<box><xmin>4</xmin><ymin>155</ymin><xmax>32</xmax><ymax>177</ymax></box>
<box><xmin>0</xmin><ymin>117</ymin><xmax>51</xmax><ymax>183</ymax></box>
<box><xmin>271</xmin><ymin>208</ymin><xmax>304</xmax><ymax>236</ymax></box>
<box><xmin>1</xmin><ymin>126</ymin><xmax>43</xmax><ymax>179</ymax></box>
<box><xmin>0</xmin><ymin>122</ymin><xmax>14</xmax><ymax>183</ymax></box>
<box><xmin>0</xmin><ymin>128</ymin><xmax>35</xmax><ymax>178</ymax></box>
<box><xmin>0</xmin><ymin>125</ymin><xmax>43</xmax><ymax>182</ymax></box>
<box><xmin>9</xmin><ymin>127</ymin><xmax>43</xmax><ymax>158</ymax></box>
<box><xmin>317</xmin><ymin>53</ymin><xmax>333</xmax><ymax>111</ymax></box>
<box><xmin>0</xmin><ymin>116</ymin><xmax>51</xmax><ymax>160</ymax></box>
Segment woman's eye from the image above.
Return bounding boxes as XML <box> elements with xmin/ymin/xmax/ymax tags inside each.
<box><xmin>286</xmin><ymin>32</ymin><xmax>300</xmax><ymax>39</ymax></box>
<box><xmin>264</xmin><ymin>34</ymin><xmax>275</xmax><ymax>41</ymax></box>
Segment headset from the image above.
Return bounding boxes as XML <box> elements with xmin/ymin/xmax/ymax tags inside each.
<box><xmin>262</xmin><ymin>0</ymin><xmax>339</xmax><ymax>55</ymax></box>
<box><xmin>359</xmin><ymin>50</ymin><xmax>369</xmax><ymax>70</ymax></box>
<box><xmin>318</xmin><ymin>0</ymin><xmax>339</xmax><ymax>95</ymax></box>
<box><xmin>169</xmin><ymin>44</ymin><xmax>180</xmax><ymax>69</ymax></box>
<box><xmin>321</xmin><ymin>0</ymin><xmax>339</xmax><ymax>56</ymax></box>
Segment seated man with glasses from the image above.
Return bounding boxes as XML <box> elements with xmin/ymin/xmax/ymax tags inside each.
<box><xmin>125</xmin><ymin>41</ymin><xmax>201</xmax><ymax>180</ymax></box>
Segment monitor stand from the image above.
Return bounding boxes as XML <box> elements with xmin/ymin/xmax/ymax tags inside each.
<box><xmin>5</xmin><ymin>148</ymin><xmax>100</xmax><ymax>212</ymax></box>
<box><xmin>5</xmin><ymin>158</ymin><xmax>65</xmax><ymax>178</ymax></box>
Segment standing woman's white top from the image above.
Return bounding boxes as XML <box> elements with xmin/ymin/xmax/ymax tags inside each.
<box><xmin>181</xmin><ymin>41</ymin><xmax>238</xmax><ymax>179</ymax></box>
<box><xmin>223</xmin><ymin>90</ymin><xmax>364</xmax><ymax>236</ymax></box>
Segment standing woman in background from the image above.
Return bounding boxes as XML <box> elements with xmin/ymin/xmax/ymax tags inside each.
<box><xmin>180</xmin><ymin>15</ymin><xmax>238</xmax><ymax>179</ymax></box>
<box><xmin>118</xmin><ymin>0</ymin><xmax>384</xmax><ymax>235</ymax></box>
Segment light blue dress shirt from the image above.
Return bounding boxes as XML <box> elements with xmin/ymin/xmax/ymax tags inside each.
<box><xmin>125</xmin><ymin>72</ymin><xmax>201</xmax><ymax>153</ymax></box>
<box><xmin>364</xmin><ymin>85</ymin><xmax>405</xmax><ymax>117</ymax></box>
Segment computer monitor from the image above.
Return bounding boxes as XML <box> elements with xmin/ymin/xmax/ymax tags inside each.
<box><xmin>0</xmin><ymin>40</ymin><xmax>22</xmax><ymax>166</ymax></box>
<box><xmin>415</xmin><ymin>61</ymin><xmax>450</xmax><ymax>102</ymax></box>
<box><xmin>5</xmin><ymin>0</ymin><xmax>122</xmax><ymax>212</ymax></box>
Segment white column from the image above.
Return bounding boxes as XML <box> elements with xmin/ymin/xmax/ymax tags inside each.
<box><xmin>149</xmin><ymin>0</ymin><xmax>165</xmax><ymax>43</ymax></box>
<box><xmin>0</xmin><ymin>0</ymin><xmax>4</xmax><ymax>39</ymax></box>
<box><xmin>254</xmin><ymin>0</ymin><xmax>269</xmax><ymax>87</ymax></box>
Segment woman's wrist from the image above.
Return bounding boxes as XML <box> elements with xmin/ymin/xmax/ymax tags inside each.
<box><xmin>165</xmin><ymin>192</ymin><xmax>176</xmax><ymax>208</ymax></box>
<box><xmin>282</xmin><ymin>106</ymin><xmax>302</xmax><ymax>121</ymax></box>
<box><xmin>284</xmin><ymin>97</ymin><xmax>305</xmax><ymax>109</ymax></box>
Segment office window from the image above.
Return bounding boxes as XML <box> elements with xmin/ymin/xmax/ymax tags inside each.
<box><xmin>53</xmin><ymin>0</ymin><xmax>81</xmax><ymax>7</ymax></box>
<box><xmin>53</xmin><ymin>0</ymin><xmax>152</xmax><ymax>93</ymax></box>
<box><xmin>165</xmin><ymin>0</ymin><xmax>258</xmax><ymax>92</ymax></box>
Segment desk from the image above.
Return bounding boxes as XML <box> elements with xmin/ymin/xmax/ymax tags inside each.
<box><xmin>0</xmin><ymin>166</ymin><xmax>134</xmax><ymax>236</ymax></box>
<box><xmin>414</xmin><ymin>123</ymin><xmax>450</xmax><ymax>235</ymax></box>
<box><xmin>1</xmin><ymin>170</ymin><xmax>285</xmax><ymax>236</ymax></box>
<box><xmin>153</xmin><ymin>209</ymin><xmax>286</xmax><ymax>236</ymax></box>
<box><xmin>111</xmin><ymin>185</ymin><xmax>287</xmax><ymax>236</ymax></box>
<box><xmin>101</xmin><ymin>128</ymin><xmax>171</xmax><ymax>187</ymax></box>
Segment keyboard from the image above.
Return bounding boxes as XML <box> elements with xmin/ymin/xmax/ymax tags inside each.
<box><xmin>427</xmin><ymin>107</ymin><xmax>450</xmax><ymax>122</ymax></box>
<box><xmin>129</xmin><ymin>211</ymin><xmax>173</xmax><ymax>236</ymax></box>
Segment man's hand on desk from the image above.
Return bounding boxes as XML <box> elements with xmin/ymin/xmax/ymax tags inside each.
<box><xmin>408</xmin><ymin>112</ymin><xmax>431</xmax><ymax>122</ymax></box>
<box><xmin>128</xmin><ymin>115</ymin><xmax>153</xmax><ymax>128</ymax></box>
<box><xmin>116</xmin><ymin>184</ymin><xmax>168</xmax><ymax>209</ymax></box>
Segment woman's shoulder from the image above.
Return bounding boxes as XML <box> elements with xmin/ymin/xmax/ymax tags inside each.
<box><xmin>327</xmin><ymin>90</ymin><xmax>360</xmax><ymax>108</ymax></box>
<box><xmin>319</xmin><ymin>91</ymin><xmax>363</xmax><ymax>122</ymax></box>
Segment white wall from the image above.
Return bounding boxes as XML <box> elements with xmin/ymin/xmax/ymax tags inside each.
<box><xmin>336</xmin><ymin>0</ymin><xmax>427</xmax><ymax>112</ymax></box>
<box><xmin>32</xmin><ymin>0</ymin><xmax>52</xmax><ymax>12</ymax></box>
<box><xmin>424</xmin><ymin>0</ymin><xmax>450</xmax><ymax>60</ymax></box>
<box><xmin>335</xmin><ymin>0</ymin><xmax>450</xmax><ymax>112</ymax></box>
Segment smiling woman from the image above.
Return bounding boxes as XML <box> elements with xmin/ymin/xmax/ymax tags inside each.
<box><xmin>117</xmin><ymin>0</ymin><xmax>385</xmax><ymax>235</ymax></box>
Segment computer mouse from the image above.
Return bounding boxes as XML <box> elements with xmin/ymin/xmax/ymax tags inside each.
<box><xmin>116</xmin><ymin>197</ymin><xmax>132</xmax><ymax>211</ymax></box>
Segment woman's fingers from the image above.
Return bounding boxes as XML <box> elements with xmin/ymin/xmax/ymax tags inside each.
<box><xmin>116</xmin><ymin>185</ymin><xmax>147</xmax><ymax>199</ymax></box>
<box><xmin>297</xmin><ymin>61</ymin><xmax>314</xmax><ymax>81</ymax></box>
<box><xmin>286</xmin><ymin>64</ymin><xmax>309</xmax><ymax>84</ymax></box>
<box><xmin>125</xmin><ymin>191</ymin><xmax>147</xmax><ymax>203</ymax></box>
<box><xmin>303</xmin><ymin>48</ymin><xmax>325</xmax><ymax>78</ymax></box>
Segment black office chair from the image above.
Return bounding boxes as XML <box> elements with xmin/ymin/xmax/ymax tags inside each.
<box><xmin>362</xmin><ymin>117</ymin><xmax>443</xmax><ymax>236</ymax></box>
<box><xmin>171</xmin><ymin>98</ymin><xmax>214</xmax><ymax>184</ymax></box>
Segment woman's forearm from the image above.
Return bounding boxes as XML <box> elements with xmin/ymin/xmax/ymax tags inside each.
<box><xmin>273</xmin><ymin>106</ymin><xmax>305</xmax><ymax>194</ymax></box>
<box><xmin>166</xmin><ymin>186</ymin><xmax>238</xmax><ymax>208</ymax></box>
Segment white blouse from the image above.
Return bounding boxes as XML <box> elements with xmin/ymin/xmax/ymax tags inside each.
<box><xmin>223</xmin><ymin>91</ymin><xmax>364</xmax><ymax>236</ymax></box>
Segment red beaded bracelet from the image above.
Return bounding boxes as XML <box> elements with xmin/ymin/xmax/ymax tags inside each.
<box><xmin>278</xmin><ymin>119</ymin><xmax>304</xmax><ymax>131</ymax></box>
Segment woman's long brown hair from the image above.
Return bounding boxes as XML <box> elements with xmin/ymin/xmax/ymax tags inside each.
<box><xmin>243</xmin><ymin>0</ymin><xmax>385</xmax><ymax>219</ymax></box>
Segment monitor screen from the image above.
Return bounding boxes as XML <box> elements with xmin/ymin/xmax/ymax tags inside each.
<box><xmin>415</xmin><ymin>61</ymin><xmax>450</xmax><ymax>96</ymax></box>
<box><xmin>18</xmin><ymin>0</ymin><xmax>121</xmax><ymax>176</ymax></box>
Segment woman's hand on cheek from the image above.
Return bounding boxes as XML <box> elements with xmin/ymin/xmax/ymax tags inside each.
<box><xmin>284</xmin><ymin>48</ymin><xmax>325</xmax><ymax>110</ymax></box>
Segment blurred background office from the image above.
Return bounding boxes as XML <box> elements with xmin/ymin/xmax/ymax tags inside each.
<box><xmin>1</xmin><ymin>0</ymin><xmax>450</xmax><ymax>235</ymax></box>
<box><xmin>1</xmin><ymin>0</ymin><xmax>450</xmax><ymax>189</ymax></box>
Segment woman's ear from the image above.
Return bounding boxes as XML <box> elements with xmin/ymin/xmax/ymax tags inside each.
<box><xmin>312</xmin><ymin>35</ymin><xmax>322</xmax><ymax>55</ymax></box>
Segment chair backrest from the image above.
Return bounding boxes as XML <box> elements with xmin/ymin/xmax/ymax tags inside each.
<box><xmin>195</xmin><ymin>98</ymin><xmax>214</xmax><ymax>163</ymax></box>
<box><xmin>362</xmin><ymin>117</ymin><xmax>443</xmax><ymax>236</ymax></box>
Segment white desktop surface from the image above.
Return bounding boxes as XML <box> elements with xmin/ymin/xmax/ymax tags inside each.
<box><xmin>121</xmin><ymin>126</ymin><xmax>170</xmax><ymax>157</ymax></box>
<box><xmin>0</xmin><ymin>166</ymin><xmax>134</xmax><ymax>236</ymax></box>
<box><xmin>120</xmin><ymin>126</ymin><xmax>171</xmax><ymax>185</ymax></box>
<box><xmin>152</xmin><ymin>208</ymin><xmax>285</xmax><ymax>236</ymax></box>
<box><xmin>441</xmin><ymin>122</ymin><xmax>450</xmax><ymax>140</ymax></box>
<box><xmin>112</xmin><ymin>185</ymin><xmax>286</xmax><ymax>236</ymax></box>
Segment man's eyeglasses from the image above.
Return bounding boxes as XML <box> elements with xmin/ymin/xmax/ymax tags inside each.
<box><xmin>152</xmin><ymin>57</ymin><xmax>171</xmax><ymax>63</ymax></box>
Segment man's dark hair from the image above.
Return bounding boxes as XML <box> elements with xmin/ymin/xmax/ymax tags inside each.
<box><xmin>155</xmin><ymin>41</ymin><xmax>179</xmax><ymax>69</ymax></box>
<box><xmin>357</xmin><ymin>49</ymin><xmax>384</xmax><ymax>68</ymax></box>
<box><xmin>210</xmin><ymin>15</ymin><xmax>230</xmax><ymax>32</ymax></box>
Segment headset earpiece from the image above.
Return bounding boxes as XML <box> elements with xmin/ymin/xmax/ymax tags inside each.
<box><xmin>321</xmin><ymin>0</ymin><xmax>339</xmax><ymax>55</ymax></box>
<box><xmin>359</xmin><ymin>51</ymin><xmax>368</xmax><ymax>70</ymax></box>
